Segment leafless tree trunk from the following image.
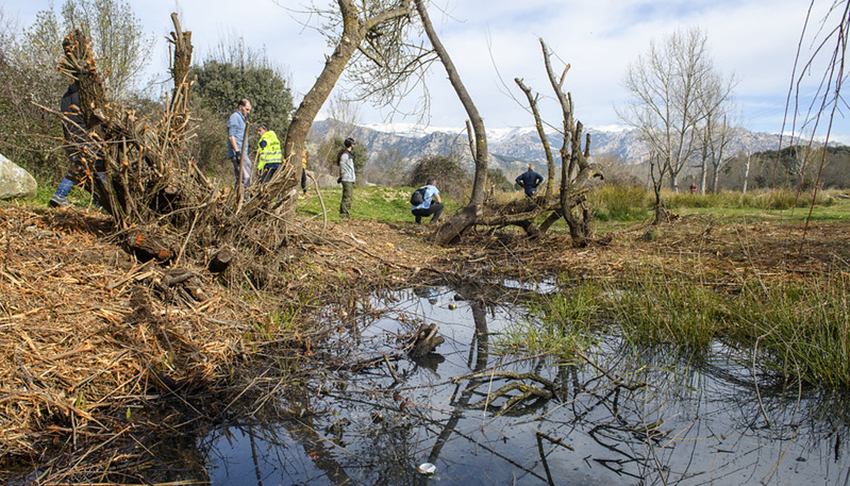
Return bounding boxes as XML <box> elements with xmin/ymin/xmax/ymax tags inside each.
<box><xmin>414</xmin><ymin>0</ymin><xmax>489</xmax><ymax>245</ymax></box>
<box><xmin>539</xmin><ymin>39</ymin><xmax>601</xmax><ymax>245</ymax></box>
<box><xmin>490</xmin><ymin>40</ymin><xmax>604</xmax><ymax>245</ymax></box>
<box><xmin>283</xmin><ymin>0</ymin><xmax>414</xmax><ymax>209</ymax></box>
<box><xmin>648</xmin><ymin>152</ymin><xmax>674</xmax><ymax>224</ymax></box>
<box><xmin>695</xmin><ymin>66</ymin><xmax>736</xmax><ymax>193</ymax></box>
<box><xmin>514</xmin><ymin>78</ymin><xmax>555</xmax><ymax>197</ymax></box>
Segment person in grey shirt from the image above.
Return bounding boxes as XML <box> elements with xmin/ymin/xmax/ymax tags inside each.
<box><xmin>227</xmin><ymin>98</ymin><xmax>252</xmax><ymax>189</ymax></box>
<box><xmin>337</xmin><ymin>137</ymin><xmax>356</xmax><ymax>219</ymax></box>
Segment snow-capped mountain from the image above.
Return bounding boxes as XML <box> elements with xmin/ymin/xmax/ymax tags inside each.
<box><xmin>309</xmin><ymin>119</ymin><xmax>827</xmax><ymax>175</ymax></box>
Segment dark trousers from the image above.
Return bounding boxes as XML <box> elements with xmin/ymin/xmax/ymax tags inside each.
<box><xmin>412</xmin><ymin>202</ymin><xmax>443</xmax><ymax>224</ymax></box>
<box><xmin>259</xmin><ymin>163</ymin><xmax>280</xmax><ymax>184</ymax></box>
<box><xmin>340</xmin><ymin>181</ymin><xmax>354</xmax><ymax>218</ymax></box>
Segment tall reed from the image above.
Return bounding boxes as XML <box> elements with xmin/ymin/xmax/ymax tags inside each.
<box><xmin>727</xmin><ymin>271</ymin><xmax>850</xmax><ymax>388</ymax></box>
<box><xmin>604</xmin><ymin>270</ymin><xmax>729</xmax><ymax>353</ymax></box>
<box><xmin>667</xmin><ymin>188</ymin><xmax>835</xmax><ymax>211</ymax></box>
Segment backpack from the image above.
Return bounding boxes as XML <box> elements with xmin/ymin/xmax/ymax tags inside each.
<box><xmin>410</xmin><ymin>187</ymin><xmax>427</xmax><ymax>206</ymax></box>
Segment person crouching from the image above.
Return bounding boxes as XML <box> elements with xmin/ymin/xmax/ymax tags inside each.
<box><xmin>411</xmin><ymin>178</ymin><xmax>443</xmax><ymax>224</ymax></box>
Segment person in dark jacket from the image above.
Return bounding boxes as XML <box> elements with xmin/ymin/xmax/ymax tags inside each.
<box><xmin>515</xmin><ymin>164</ymin><xmax>544</xmax><ymax>197</ymax></box>
<box><xmin>49</xmin><ymin>83</ymin><xmax>103</xmax><ymax>208</ymax></box>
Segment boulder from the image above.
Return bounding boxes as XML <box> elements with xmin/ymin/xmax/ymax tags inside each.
<box><xmin>0</xmin><ymin>153</ymin><xmax>38</xmax><ymax>200</ymax></box>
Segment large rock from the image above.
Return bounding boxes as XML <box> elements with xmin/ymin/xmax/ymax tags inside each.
<box><xmin>0</xmin><ymin>153</ymin><xmax>38</xmax><ymax>200</ymax></box>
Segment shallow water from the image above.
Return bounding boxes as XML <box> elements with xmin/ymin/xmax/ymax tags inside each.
<box><xmin>203</xmin><ymin>287</ymin><xmax>850</xmax><ymax>485</ymax></box>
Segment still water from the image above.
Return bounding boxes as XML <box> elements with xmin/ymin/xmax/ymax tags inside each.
<box><xmin>204</xmin><ymin>286</ymin><xmax>850</xmax><ymax>485</ymax></box>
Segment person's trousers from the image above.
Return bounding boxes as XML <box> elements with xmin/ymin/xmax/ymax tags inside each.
<box><xmin>258</xmin><ymin>163</ymin><xmax>280</xmax><ymax>184</ymax></box>
<box><xmin>340</xmin><ymin>181</ymin><xmax>354</xmax><ymax>218</ymax></box>
<box><xmin>231</xmin><ymin>154</ymin><xmax>252</xmax><ymax>188</ymax></box>
<box><xmin>53</xmin><ymin>171</ymin><xmax>105</xmax><ymax>200</ymax></box>
<box><xmin>412</xmin><ymin>202</ymin><xmax>443</xmax><ymax>223</ymax></box>
<box><xmin>53</xmin><ymin>176</ymin><xmax>77</xmax><ymax>199</ymax></box>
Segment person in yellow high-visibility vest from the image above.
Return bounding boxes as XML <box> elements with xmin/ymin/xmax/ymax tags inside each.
<box><xmin>256</xmin><ymin>124</ymin><xmax>282</xmax><ymax>183</ymax></box>
<box><xmin>300</xmin><ymin>150</ymin><xmax>308</xmax><ymax>195</ymax></box>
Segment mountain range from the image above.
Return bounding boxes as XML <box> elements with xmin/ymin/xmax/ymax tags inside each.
<box><xmin>309</xmin><ymin>119</ymin><xmax>823</xmax><ymax>176</ymax></box>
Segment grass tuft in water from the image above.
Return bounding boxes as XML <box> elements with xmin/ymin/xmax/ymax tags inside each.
<box><xmin>494</xmin><ymin>283</ymin><xmax>603</xmax><ymax>360</ymax></box>
<box><xmin>728</xmin><ymin>271</ymin><xmax>850</xmax><ymax>388</ymax></box>
<box><xmin>605</xmin><ymin>270</ymin><xmax>728</xmax><ymax>354</ymax></box>
<box><xmin>572</xmin><ymin>265</ymin><xmax>850</xmax><ymax>388</ymax></box>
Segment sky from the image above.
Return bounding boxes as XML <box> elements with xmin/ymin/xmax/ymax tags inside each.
<box><xmin>5</xmin><ymin>0</ymin><xmax>848</xmax><ymax>143</ymax></box>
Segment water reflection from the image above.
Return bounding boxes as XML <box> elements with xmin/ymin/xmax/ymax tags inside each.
<box><xmin>201</xmin><ymin>286</ymin><xmax>850</xmax><ymax>485</ymax></box>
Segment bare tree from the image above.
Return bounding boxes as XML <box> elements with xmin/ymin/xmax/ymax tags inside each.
<box><xmin>534</xmin><ymin>39</ymin><xmax>602</xmax><ymax>244</ymax></box>
<box><xmin>648</xmin><ymin>151</ymin><xmax>674</xmax><ymax>223</ymax></box>
<box><xmin>414</xmin><ymin>0</ymin><xmax>490</xmax><ymax>245</ymax></box>
<box><xmin>699</xmin><ymin>114</ymin><xmax>735</xmax><ymax>193</ymax></box>
<box><xmin>514</xmin><ymin>78</ymin><xmax>556</xmax><ymax>197</ymax></box>
<box><xmin>619</xmin><ymin>28</ymin><xmax>731</xmax><ymax>195</ymax></box>
<box><xmin>785</xmin><ymin>1</ymin><xmax>848</xmax><ymax>236</ymax></box>
<box><xmin>283</xmin><ymin>0</ymin><xmax>415</xmax><ymax>175</ymax></box>
<box><xmin>694</xmin><ymin>67</ymin><xmax>737</xmax><ymax>193</ymax></box>
<box><xmin>438</xmin><ymin>38</ymin><xmax>603</xmax><ymax>246</ymax></box>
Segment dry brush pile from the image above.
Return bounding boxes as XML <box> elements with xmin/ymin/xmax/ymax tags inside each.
<box><xmin>0</xmin><ymin>15</ymin><xmax>335</xmax><ymax>482</ymax></box>
<box><xmin>0</xmin><ymin>206</ymin><xmax>271</xmax><ymax>477</ymax></box>
<box><xmin>60</xmin><ymin>15</ymin><xmax>301</xmax><ymax>288</ymax></box>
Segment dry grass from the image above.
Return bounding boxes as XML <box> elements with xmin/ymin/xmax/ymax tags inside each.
<box><xmin>0</xmin><ymin>205</ymin><xmax>251</xmax><ymax>458</ymax></box>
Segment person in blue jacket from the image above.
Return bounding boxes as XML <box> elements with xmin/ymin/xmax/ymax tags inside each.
<box><xmin>515</xmin><ymin>163</ymin><xmax>544</xmax><ymax>197</ymax></box>
<box><xmin>411</xmin><ymin>178</ymin><xmax>443</xmax><ymax>224</ymax></box>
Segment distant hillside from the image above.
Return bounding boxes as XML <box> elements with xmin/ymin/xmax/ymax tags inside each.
<box><xmin>308</xmin><ymin>119</ymin><xmax>827</xmax><ymax>176</ymax></box>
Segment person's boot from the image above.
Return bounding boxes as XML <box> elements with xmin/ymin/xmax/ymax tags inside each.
<box><xmin>48</xmin><ymin>195</ymin><xmax>69</xmax><ymax>207</ymax></box>
<box><xmin>49</xmin><ymin>177</ymin><xmax>75</xmax><ymax>207</ymax></box>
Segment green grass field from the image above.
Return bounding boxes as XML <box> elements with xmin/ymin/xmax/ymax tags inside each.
<box><xmin>34</xmin><ymin>178</ymin><xmax>849</xmax><ymax>228</ymax></box>
<box><xmin>296</xmin><ymin>185</ymin><xmax>464</xmax><ymax>224</ymax></box>
<box><xmin>295</xmin><ymin>184</ymin><xmax>849</xmax><ymax>228</ymax></box>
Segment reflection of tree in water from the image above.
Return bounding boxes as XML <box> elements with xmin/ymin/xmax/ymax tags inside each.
<box><xmin>196</xmin><ymin>288</ymin><xmax>850</xmax><ymax>485</ymax></box>
<box><xmin>542</xmin><ymin>338</ymin><xmax>850</xmax><ymax>485</ymax></box>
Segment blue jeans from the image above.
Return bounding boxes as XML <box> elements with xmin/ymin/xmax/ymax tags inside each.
<box><xmin>53</xmin><ymin>171</ymin><xmax>105</xmax><ymax>202</ymax></box>
<box><xmin>259</xmin><ymin>163</ymin><xmax>281</xmax><ymax>184</ymax></box>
